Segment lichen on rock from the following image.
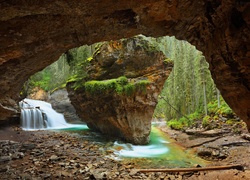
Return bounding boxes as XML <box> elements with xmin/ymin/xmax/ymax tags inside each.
<box><xmin>67</xmin><ymin>36</ymin><xmax>173</xmax><ymax>144</ymax></box>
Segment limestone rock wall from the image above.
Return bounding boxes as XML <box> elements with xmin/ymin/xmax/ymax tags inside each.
<box><xmin>67</xmin><ymin>37</ymin><xmax>173</xmax><ymax>144</ymax></box>
<box><xmin>0</xmin><ymin>1</ymin><xmax>249</xmax><ymax>130</ymax></box>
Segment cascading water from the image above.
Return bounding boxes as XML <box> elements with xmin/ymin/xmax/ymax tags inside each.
<box><xmin>20</xmin><ymin>105</ymin><xmax>45</xmax><ymax>130</ymax></box>
<box><xmin>112</xmin><ymin>123</ymin><xmax>208</xmax><ymax>168</ymax></box>
<box><xmin>113</xmin><ymin>126</ymin><xmax>169</xmax><ymax>158</ymax></box>
<box><xmin>19</xmin><ymin>98</ymin><xmax>86</xmax><ymax>130</ymax></box>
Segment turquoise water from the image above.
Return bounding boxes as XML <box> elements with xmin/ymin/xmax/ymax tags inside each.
<box><xmin>112</xmin><ymin>125</ymin><xmax>208</xmax><ymax>168</ymax></box>
<box><xmin>56</xmin><ymin>124</ymin><xmax>89</xmax><ymax>131</ymax></box>
<box><xmin>60</xmin><ymin>124</ymin><xmax>208</xmax><ymax>168</ymax></box>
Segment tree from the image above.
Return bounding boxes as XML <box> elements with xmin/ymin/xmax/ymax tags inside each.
<box><xmin>154</xmin><ymin>36</ymin><xmax>217</xmax><ymax>120</ymax></box>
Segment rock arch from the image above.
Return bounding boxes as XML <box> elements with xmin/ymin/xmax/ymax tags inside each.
<box><xmin>0</xmin><ymin>0</ymin><xmax>249</xmax><ymax>130</ymax></box>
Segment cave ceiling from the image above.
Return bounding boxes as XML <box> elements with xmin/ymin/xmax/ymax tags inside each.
<box><xmin>0</xmin><ymin>0</ymin><xmax>249</xmax><ymax>130</ymax></box>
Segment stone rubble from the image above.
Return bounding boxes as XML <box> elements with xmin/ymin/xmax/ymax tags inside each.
<box><xmin>0</xmin><ymin>128</ymin><xmax>186</xmax><ymax>179</ymax></box>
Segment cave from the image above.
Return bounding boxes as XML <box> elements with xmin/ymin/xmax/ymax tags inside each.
<box><xmin>0</xmin><ymin>1</ymin><xmax>249</xmax><ymax>131</ymax></box>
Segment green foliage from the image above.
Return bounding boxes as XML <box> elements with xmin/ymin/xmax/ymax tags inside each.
<box><xmin>163</xmin><ymin>58</ymin><xmax>173</xmax><ymax>64</ymax></box>
<box><xmin>29</xmin><ymin>70</ymin><xmax>52</xmax><ymax>91</ymax></box>
<box><xmin>65</xmin><ymin>45</ymin><xmax>98</xmax><ymax>90</ymax></box>
<box><xmin>84</xmin><ymin>76</ymin><xmax>149</xmax><ymax>96</ymax></box>
<box><xmin>167</xmin><ymin>116</ymin><xmax>193</xmax><ymax>130</ymax></box>
<box><xmin>202</xmin><ymin>115</ymin><xmax>211</xmax><ymax>128</ymax></box>
<box><xmin>154</xmin><ymin>36</ymin><xmax>217</xmax><ymax>121</ymax></box>
<box><xmin>166</xmin><ymin>97</ymin><xmax>235</xmax><ymax>130</ymax></box>
<box><xmin>27</xmin><ymin>55</ymin><xmax>71</xmax><ymax>92</ymax></box>
<box><xmin>207</xmin><ymin>97</ymin><xmax>233</xmax><ymax>116</ymax></box>
<box><xmin>87</xmin><ymin>57</ymin><xmax>93</xmax><ymax>62</ymax></box>
<box><xmin>167</xmin><ymin>119</ymin><xmax>185</xmax><ymax>130</ymax></box>
<box><xmin>188</xmin><ymin>111</ymin><xmax>202</xmax><ymax>121</ymax></box>
<box><xmin>167</xmin><ymin>112</ymin><xmax>201</xmax><ymax>130</ymax></box>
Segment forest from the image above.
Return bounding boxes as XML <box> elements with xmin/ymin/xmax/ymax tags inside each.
<box><xmin>23</xmin><ymin>35</ymin><xmax>244</xmax><ymax>132</ymax></box>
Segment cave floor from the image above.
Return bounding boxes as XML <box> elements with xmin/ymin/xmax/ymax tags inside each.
<box><xmin>0</xmin><ymin>124</ymin><xmax>250</xmax><ymax>179</ymax></box>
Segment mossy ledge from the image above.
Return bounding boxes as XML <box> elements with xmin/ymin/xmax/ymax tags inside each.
<box><xmin>84</xmin><ymin>76</ymin><xmax>150</xmax><ymax>96</ymax></box>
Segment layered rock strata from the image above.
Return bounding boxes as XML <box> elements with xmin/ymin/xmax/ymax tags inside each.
<box><xmin>0</xmin><ymin>1</ymin><xmax>249</xmax><ymax>131</ymax></box>
<box><xmin>67</xmin><ymin>36</ymin><xmax>173</xmax><ymax>144</ymax></box>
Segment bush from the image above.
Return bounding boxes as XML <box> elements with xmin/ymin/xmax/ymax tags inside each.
<box><xmin>167</xmin><ymin>119</ymin><xmax>185</xmax><ymax>130</ymax></box>
<box><xmin>167</xmin><ymin>116</ymin><xmax>192</xmax><ymax>130</ymax></box>
<box><xmin>207</xmin><ymin>97</ymin><xmax>233</xmax><ymax>117</ymax></box>
<box><xmin>202</xmin><ymin>115</ymin><xmax>211</xmax><ymax>128</ymax></box>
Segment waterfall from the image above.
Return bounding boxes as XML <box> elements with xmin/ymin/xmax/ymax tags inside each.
<box><xmin>19</xmin><ymin>98</ymin><xmax>83</xmax><ymax>130</ymax></box>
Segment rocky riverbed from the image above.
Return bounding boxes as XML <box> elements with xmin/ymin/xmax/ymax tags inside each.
<box><xmin>8</xmin><ymin>90</ymin><xmax>250</xmax><ymax>179</ymax></box>
<box><xmin>0</xmin><ymin>123</ymin><xmax>250</xmax><ymax>180</ymax></box>
<box><xmin>0</xmin><ymin>125</ymin><xmax>184</xmax><ymax>180</ymax></box>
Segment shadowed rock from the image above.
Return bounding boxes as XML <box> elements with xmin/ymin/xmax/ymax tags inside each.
<box><xmin>67</xmin><ymin>36</ymin><xmax>173</xmax><ymax>144</ymax></box>
<box><xmin>0</xmin><ymin>1</ymin><xmax>249</xmax><ymax>131</ymax></box>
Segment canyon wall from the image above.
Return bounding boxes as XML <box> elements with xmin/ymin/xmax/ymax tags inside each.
<box><xmin>0</xmin><ymin>0</ymin><xmax>249</xmax><ymax>130</ymax></box>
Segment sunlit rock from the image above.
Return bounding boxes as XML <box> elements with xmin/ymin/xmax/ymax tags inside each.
<box><xmin>67</xmin><ymin>36</ymin><xmax>173</xmax><ymax>144</ymax></box>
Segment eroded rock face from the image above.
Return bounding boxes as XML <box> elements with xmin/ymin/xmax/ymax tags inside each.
<box><xmin>67</xmin><ymin>36</ymin><xmax>173</xmax><ymax>144</ymax></box>
<box><xmin>0</xmin><ymin>1</ymin><xmax>249</xmax><ymax>130</ymax></box>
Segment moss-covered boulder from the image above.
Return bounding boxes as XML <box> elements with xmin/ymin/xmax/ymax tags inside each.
<box><xmin>67</xmin><ymin>35</ymin><xmax>173</xmax><ymax>144</ymax></box>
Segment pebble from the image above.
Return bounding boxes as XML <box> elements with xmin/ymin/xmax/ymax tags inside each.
<box><xmin>49</xmin><ymin>155</ymin><xmax>59</xmax><ymax>161</ymax></box>
<box><xmin>0</xmin><ymin>129</ymin><xmax>202</xmax><ymax>179</ymax></box>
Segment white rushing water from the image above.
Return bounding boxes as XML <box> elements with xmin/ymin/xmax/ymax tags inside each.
<box><xmin>19</xmin><ymin>98</ymin><xmax>85</xmax><ymax>131</ymax></box>
<box><xmin>112</xmin><ymin>126</ymin><xmax>169</xmax><ymax>158</ymax></box>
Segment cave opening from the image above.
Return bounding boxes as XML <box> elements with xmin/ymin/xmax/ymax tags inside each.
<box><xmin>20</xmin><ymin>35</ymin><xmax>246</xmax><ymax>135</ymax></box>
<box><xmin>16</xmin><ymin>34</ymin><xmax>249</xmax><ymax>170</ymax></box>
<box><xmin>1</xmin><ymin>1</ymin><xmax>249</xmax><ymax>178</ymax></box>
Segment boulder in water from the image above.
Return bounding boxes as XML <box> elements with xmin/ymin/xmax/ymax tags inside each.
<box><xmin>67</xmin><ymin>36</ymin><xmax>173</xmax><ymax>144</ymax></box>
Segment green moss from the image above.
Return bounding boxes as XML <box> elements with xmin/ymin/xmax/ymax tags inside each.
<box><xmin>84</xmin><ymin>79</ymin><xmax>117</xmax><ymax>94</ymax></box>
<box><xmin>123</xmin><ymin>83</ymin><xmax>136</xmax><ymax>96</ymax></box>
<box><xmin>164</xmin><ymin>58</ymin><xmax>173</xmax><ymax>64</ymax></box>
<box><xmin>84</xmin><ymin>76</ymin><xmax>150</xmax><ymax>96</ymax></box>
<box><xmin>117</xmin><ymin>76</ymin><xmax>128</xmax><ymax>85</ymax></box>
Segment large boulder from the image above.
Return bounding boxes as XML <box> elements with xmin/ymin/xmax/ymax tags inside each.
<box><xmin>67</xmin><ymin>36</ymin><xmax>173</xmax><ymax>144</ymax></box>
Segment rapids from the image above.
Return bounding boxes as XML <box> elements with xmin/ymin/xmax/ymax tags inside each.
<box><xmin>112</xmin><ymin>124</ymin><xmax>208</xmax><ymax>168</ymax></box>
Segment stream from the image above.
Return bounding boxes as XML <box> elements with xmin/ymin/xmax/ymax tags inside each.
<box><xmin>19</xmin><ymin>98</ymin><xmax>208</xmax><ymax>169</ymax></box>
<box><xmin>112</xmin><ymin>123</ymin><xmax>208</xmax><ymax>168</ymax></box>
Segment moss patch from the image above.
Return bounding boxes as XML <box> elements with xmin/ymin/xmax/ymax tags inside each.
<box><xmin>84</xmin><ymin>76</ymin><xmax>150</xmax><ymax>96</ymax></box>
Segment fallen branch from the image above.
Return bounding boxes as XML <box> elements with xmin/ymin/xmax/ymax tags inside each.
<box><xmin>137</xmin><ymin>164</ymin><xmax>244</xmax><ymax>173</ymax></box>
<box><xmin>188</xmin><ymin>136</ymin><xmax>222</xmax><ymax>148</ymax></box>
